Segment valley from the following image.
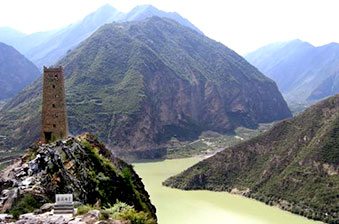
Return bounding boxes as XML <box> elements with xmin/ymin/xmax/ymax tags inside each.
<box><xmin>165</xmin><ymin>123</ymin><xmax>273</xmax><ymax>159</ymax></box>
<box><xmin>0</xmin><ymin>2</ymin><xmax>338</xmax><ymax>223</ymax></box>
<box><xmin>0</xmin><ymin>123</ymin><xmax>272</xmax><ymax>172</ymax></box>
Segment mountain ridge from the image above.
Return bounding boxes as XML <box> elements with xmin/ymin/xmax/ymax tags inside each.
<box><xmin>245</xmin><ymin>39</ymin><xmax>339</xmax><ymax>103</ymax></box>
<box><xmin>0</xmin><ymin>42</ymin><xmax>40</xmax><ymax>100</ymax></box>
<box><xmin>0</xmin><ymin>4</ymin><xmax>203</xmax><ymax>69</ymax></box>
<box><xmin>0</xmin><ymin>17</ymin><xmax>291</xmax><ymax>160</ymax></box>
<box><xmin>164</xmin><ymin>94</ymin><xmax>339</xmax><ymax>223</ymax></box>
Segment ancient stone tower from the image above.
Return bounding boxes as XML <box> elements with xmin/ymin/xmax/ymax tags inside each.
<box><xmin>41</xmin><ymin>66</ymin><xmax>68</xmax><ymax>143</ymax></box>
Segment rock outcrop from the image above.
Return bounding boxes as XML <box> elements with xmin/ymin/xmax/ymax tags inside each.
<box><xmin>0</xmin><ymin>210</ymin><xmax>130</xmax><ymax>224</ymax></box>
<box><xmin>0</xmin><ymin>134</ymin><xmax>156</xmax><ymax>221</ymax></box>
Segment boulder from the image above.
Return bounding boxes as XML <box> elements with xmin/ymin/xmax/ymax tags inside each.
<box><xmin>81</xmin><ymin>210</ymin><xmax>100</xmax><ymax>224</ymax></box>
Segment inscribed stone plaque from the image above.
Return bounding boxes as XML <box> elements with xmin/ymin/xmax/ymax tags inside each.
<box><xmin>55</xmin><ymin>194</ymin><xmax>73</xmax><ymax>204</ymax></box>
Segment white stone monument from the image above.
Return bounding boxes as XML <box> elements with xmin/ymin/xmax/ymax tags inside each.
<box><xmin>54</xmin><ymin>194</ymin><xmax>74</xmax><ymax>215</ymax></box>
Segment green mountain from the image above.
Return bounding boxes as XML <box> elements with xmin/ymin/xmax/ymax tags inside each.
<box><xmin>0</xmin><ymin>17</ymin><xmax>291</xmax><ymax>159</ymax></box>
<box><xmin>164</xmin><ymin>94</ymin><xmax>339</xmax><ymax>223</ymax></box>
<box><xmin>0</xmin><ymin>4</ymin><xmax>202</xmax><ymax>68</ymax></box>
<box><xmin>245</xmin><ymin>40</ymin><xmax>339</xmax><ymax>103</ymax></box>
<box><xmin>0</xmin><ymin>42</ymin><xmax>40</xmax><ymax>100</ymax></box>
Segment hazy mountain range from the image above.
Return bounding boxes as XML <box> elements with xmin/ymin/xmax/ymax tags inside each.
<box><xmin>245</xmin><ymin>39</ymin><xmax>339</xmax><ymax>103</ymax></box>
<box><xmin>0</xmin><ymin>42</ymin><xmax>40</xmax><ymax>100</ymax></box>
<box><xmin>0</xmin><ymin>4</ymin><xmax>338</xmax><ymax>223</ymax></box>
<box><xmin>0</xmin><ymin>17</ymin><xmax>291</xmax><ymax>159</ymax></box>
<box><xmin>0</xmin><ymin>4</ymin><xmax>202</xmax><ymax>69</ymax></box>
<box><xmin>165</xmin><ymin>94</ymin><xmax>339</xmax><ymax>223</ymax></box>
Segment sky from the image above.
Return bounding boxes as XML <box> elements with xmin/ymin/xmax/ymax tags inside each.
<box><xmin>0</xmin><ymin>0</ymin><xmax>338</xmax><ymax>54</ymax></box>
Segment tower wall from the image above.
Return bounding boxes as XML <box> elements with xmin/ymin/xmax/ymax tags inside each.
<box><xmin>41</xmin><ymin>66</ymin><xmax>68</xmax><ymax>143</ymax></box>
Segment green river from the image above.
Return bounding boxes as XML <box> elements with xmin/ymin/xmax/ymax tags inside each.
<box><xmin>133</xmin><ymin>158</ymin><xmax>321</xmax><ymax>224</ymax></box>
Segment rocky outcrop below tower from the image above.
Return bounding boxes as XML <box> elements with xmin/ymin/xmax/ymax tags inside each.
<box><xmin>0</xmin><ymin>134</ymin><xmax>156</xmax><ymax>222</ymax></box>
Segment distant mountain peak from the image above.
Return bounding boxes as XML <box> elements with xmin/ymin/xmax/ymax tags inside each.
<box><xmin>0</xmin><ymin>41</ymin><xmax>40</xmax><ymax>100</ymax></box>
<box><xmin>123</xmin><ymin>4</ymin><xmax>203</xmax><ymax>34</ymax></box>
<box><xmin>131</xmin><ymin>4</ymin><xmax>158</xmax><ymax>10</ymax></box>
<box><xmin>290</xmin><ymin>38</ymin><xmax>303</xmax><ymax>43</ymax></box>
<box><xmin>245</xmin><ymin>39</ymin><xmax>339</xmax><ymax>102</ymax></box>
<box><xmin>95</xmin><ymin>3</ymin><xmax>119</xmax><ymax>13</ymax></box>
<box><xmin>84</xmin><ymin>3</ymin><xmax>121</xmax><ymax>20</ymax></box>
<box><xmin>321</xmin><ymin>41</ymin><xmax>339</xmax><ymax>49</ymax></box>
<box><xmin>288</xmin><ymin>39</ymin><xmax>313</xmax><ymax>47</ymax></box>
<box><xmin>0</xmin><ymin>4</ymin><xmax>203</xmax><ymax>68</ymax></box>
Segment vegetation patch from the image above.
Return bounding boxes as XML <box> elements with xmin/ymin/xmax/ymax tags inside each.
<box><xmin>76</xmin><ymin>202</ymin><xmax>156</xmax><ymax>224</ymax></box>
<box><xmin>9</xmin><ymin>194</ymin><xmax>42</xmax><ymax>219</ymax></box>
<box><xmin>321</xmin><ymin>117</ymin><xmax>339</xmax><ymax>165</ymax></box>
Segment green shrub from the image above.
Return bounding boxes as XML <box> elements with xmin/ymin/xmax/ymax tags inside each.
<box><xmin>103</xmin><ymin>201</ymin><xmax>156</xmax><ymax>224</ymax></box>
<box><xmin>115</xmin><ymin>208</ymin><xmax>156</xmax><ymax>224</ymax></box>
<box><xmin>76</xmin><ymin>204</ymin><xmax>97</xmax><ymax>216</ymax></box>
<box><xmin>10</xmin><ymin>194</ymin><xmax>42</xmax><ymax>219</ymax></box>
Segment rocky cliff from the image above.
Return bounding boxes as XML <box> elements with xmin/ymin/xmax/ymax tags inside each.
<box><xmin>0</xmin><ymin>134</ymin><xmax>156</xmax><ymax>221</ymax></box>
<box><xmin>164</xmin><ymin>94</ymin><xmax>339</xmax><ymax>224</ymax></box>
<box><xmin>0</xmin><ymin>17</ymin><xmax>291</xmax><ymax>160</ymax></box>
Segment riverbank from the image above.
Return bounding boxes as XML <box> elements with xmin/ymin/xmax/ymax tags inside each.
<box><xmin>133</xmin><ymin>158</ymin><xmax>322</xmax><ymax>224</ymax></box>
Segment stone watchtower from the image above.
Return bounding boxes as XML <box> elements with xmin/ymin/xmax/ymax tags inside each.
<box><xmin>41</xmin><ymin>66</ymin><xmax>68</xmax><ymax>143</ymax></box>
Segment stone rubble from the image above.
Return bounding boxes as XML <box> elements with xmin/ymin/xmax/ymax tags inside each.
<box><xmin>0</xmin><ymin>210</ymin><xmax>129</xmax><ymax>224</ymax></box>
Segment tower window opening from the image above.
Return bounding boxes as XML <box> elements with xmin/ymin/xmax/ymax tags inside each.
<box><xmin>52</xmin><ymin>85</ymin><xmax>56</xmax><ymax>88</ymax></box>
<box><xmin>53</xmin><ymin>124</ymin><xmax>56</xmax><ymax>128</ymax></box>
<box><xmin>52</xmin><ymin>104</ymin><xmax>56</xmax><ymax>108</ymax></box>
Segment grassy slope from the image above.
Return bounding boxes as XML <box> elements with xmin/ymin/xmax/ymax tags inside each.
<box><xmin>0</xmin><ymin>17</ymin><xmax>290</xmax><ymax>155</ymax></box>
<box><xmin>164</xmin><ymin>95</ymin><xmax>339</xmax><ymax>223</ymax></box>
